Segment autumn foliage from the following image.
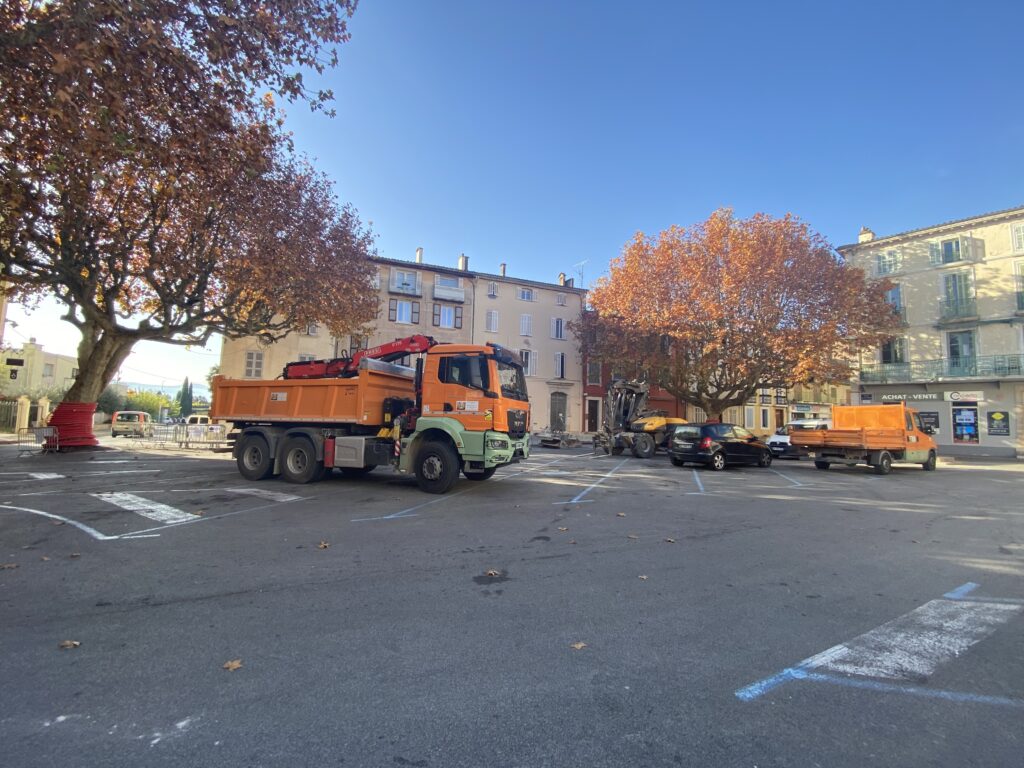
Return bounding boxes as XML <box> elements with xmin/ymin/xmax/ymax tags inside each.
<box><xmin>0</xmin><ymin>1</ymin><xmax>374</xmax><ymax>405</ymax></box>
<box><xmin>581</xmin><ymin>209</ymin><xmax>898</xmax><ymax>419</ymax></box>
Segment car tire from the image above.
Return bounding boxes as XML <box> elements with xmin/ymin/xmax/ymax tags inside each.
<box><xmin>463</xmin><ymin>466</ymin><xmax>498</xmax><ymax>481</ymax></box>
<box><xmin>415</xmin><ymin>440</ymin><xmax>460</xmax><ymax>494</ymax></box>
<box><xmin>280</xmin><ymin>436</ymin><xmax>322</xmax><ymax>484</ymax></box>
<box><xmin>237</xmin><ymin>434</ymin><xmax>274</xmax><ymax>481</ymax></box>
<box><xmin>922</xmin><ymin>451</ymin><xmax>937</xmax><ymax>471</ymax></box>
<box><xmin>709</xmin><ymin>451</ymin><xmax>726</xmax><ymax>471</ymax></box>
<box><xmin>611</xmin><ymin>446</ymin><xmax>624</xmax><ymax>456</ymax></box>
<box><xmin>814</xmin><ymin>460</ymin><xmax>830</xmax><ymax>470</ymax></box>
<box><xmin>873</xmin><ymin>451</ymin><xmax>893</xmax><ymax>475</ymax></box>
<box><xmin>631</xmin><ymin>433</ymin><xmax>656</xmax><ymax>459</ymax></box>
<box><xmin>757</xmin><ymin>450</ymin><xmax>772</xmax><ymax>468</ymax></box>
<box><xmin>669</xmin><ymin>455</ymin><xmax>686</xmax><ymax>467</ymax></box>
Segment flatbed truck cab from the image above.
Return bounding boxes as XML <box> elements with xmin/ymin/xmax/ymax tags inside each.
<box><xmin>211</xmin><ymin>338</ymin><xmax>530</xmax><ymax>494</ymax></box>
<box><xmin>789</xmin><ymin>403</ymin><xmax>938</xmax><ymax>474</ymax></box>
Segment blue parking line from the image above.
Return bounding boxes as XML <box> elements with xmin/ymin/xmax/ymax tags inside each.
<box><xmin>944</xmin><ymin>582</ymin><xmax>980</xmax><ymax>600</ymax></box>
<box><xmin>799</xmin><ymin>671</ymin><xmax>1024</xmax><ymax>709</ymax></box>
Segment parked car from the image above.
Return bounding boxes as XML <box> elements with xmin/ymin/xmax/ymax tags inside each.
<box><xmin>110</xmin><ymin>410</ymin><xmax>155</xmax><ymax>438</ymax></box>
<box><xmin>767</xmin><ymin>418</ymin><xmax>832</xmax><ymax>459</ymax></box>
<box><xmin>668</xmin><ymin>423</ymin><xmax>773</xmax><ymax>470</ymax></box>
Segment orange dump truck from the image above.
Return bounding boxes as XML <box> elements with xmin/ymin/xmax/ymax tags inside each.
<box><xmin>789</xmin><ymin>403</ymin><xmax>938</xmax><ymax>474</ymax></box>
<box><xmin>210</xmin><ymin>337</ymin><xmax>531</xmax><ymax>493</ymax></box>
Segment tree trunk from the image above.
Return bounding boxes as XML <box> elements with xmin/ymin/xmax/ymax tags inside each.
<box><xmin>64</xmin><ymin>327</ymin><xmax>136</xmax><ymax>404</ymax></box>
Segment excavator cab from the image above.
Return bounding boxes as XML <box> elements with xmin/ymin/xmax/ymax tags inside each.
<box><xmin>594</xmin><ymin>379</ymin><xmax>686</xmax><ymax>459</ymax></box>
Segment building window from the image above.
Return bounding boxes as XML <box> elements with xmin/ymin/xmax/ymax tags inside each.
<box><xmin>745</xmin><ymin>406</ymin><xmax>755</xmax><ymax>428</ymax></box>
<box><xmin>488</xmin><ymin>281</ymin><xmax>498</xmax><ymax>298</ymax></box>
<box><xmin>520</xmin><ymin>314</ymin><xmax>533</xmax><ymax>336</ymax></box>
<box><xmin>350</xmin><ymin>335</ymin><xmax>368</xmax><ymax>351</ymax></box>
<box><xmin>556</xmin><ymin>292</ymin><xmax>567</xmax><ymax>306</ymax></box>
<box><xmin>42</xmin><ymin>363</ymin><xmax>54</xmax><ymax>377</ymax></box>
<box><xmin>587</xmin><ymin>361</ymin><xmax>601</xmax><ymax>385</ymax></box>
<box><xmin>1012</xmin><ymin>223</ymin><xmax>1024</xmax><ymax>254</ymax></box>
<box><xmin>305</xmin><ymin>323</ymin><xmax>319</xmax><ymax>336</ymax></box>
<box><xmin>244</xmin><ymin>351</ymin><xmax>264</xmax><ymax>378</ymax></box>
<box><xmin>930</xmin><ymin>239</ymin><xmax>962</xmax><ymax>265</ymax></box>
<box><xmin>876</xmin><ymin>249</ymin><xmax>901</xmax><ymax>275</ymax></box>
<box><xmin>884</xmin><ymin>284</ymin><xmax>902</xmax><ymax>308</ymax></box>
<box><xmin>297</xmin><ymin>354</ymin><xmax>315</xmax><ymax>362</ymax></box>
<box><xmin>389</xmin><ymin>299</ymin><xmax>420</xmax><ymax>324</ymax></box>
<box><xmin>554</xmin><ymin>352</ymin><xmax>566</xmax><ymax>379</ymax></box>
<box><xmin>390</xmin><ymin>268</ymin><xmax>420</xmax><ymax>294</ymax></box>
<box><xmin>551</xmin><ymin>317</ymin><xmax>567</xmax><ymax>340</ymax></box>
<box><xmin>436</xmin><ymin>274</ymin><xmax>460</xmax><ymax>289</ymax></box>
<box><xmin>881</xmin><ymin>338</ymin><xmax>906</xmax><ymax>364</ymax></box>
<box><xmin>432</xmin><ymin>303</ymin><xmax>462</xmax><ymax>329</ymax></box>
<box><xmin>760</xmin><ymin>409</ymin><xmax>769</xmax><ymax>429</ymax></box>
<box><xmin>369</xmin><ymin>272</ymin><xmax>381</xmax><ymax>289</ymax></box>
<box><xmin>71</xmin><ymin>368</ymin><xmax>79</xmax><ymax>378</ymax></box>
<box><xmin>518</xmin><ymin>287</ymin><xmax>535</xmax><ymax>301</ymax></box>
<box><xmin>486</xmin><ymin>310</ymin><xmax>499</xmax><ymax>333</ymax></box>
<box><xmin>518</xmin><ymin>349</ymin><xmax>537</xmax><ymax>376</ymax></box>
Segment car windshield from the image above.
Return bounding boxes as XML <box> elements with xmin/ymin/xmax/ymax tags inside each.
<box><xmin>496</xmin><ymin>360</ymin><xmax>528</xmax><ymax>402</ymax></box>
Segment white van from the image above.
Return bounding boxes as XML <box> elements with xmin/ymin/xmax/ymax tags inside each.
<box><xmin>111</xmin><ymin>411</ymin><xmax>155</xmax><ymax>438</ymax></box>
<box><xmin>767</xmin><ymin>418</ymin><xmax>831</xmax><ymax>458</ymax></box>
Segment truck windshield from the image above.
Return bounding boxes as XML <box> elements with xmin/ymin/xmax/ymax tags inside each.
<box><xmin>496</xmin><ymin>360</ymin><xmax>528</xmax><ymax>402</ymax></box>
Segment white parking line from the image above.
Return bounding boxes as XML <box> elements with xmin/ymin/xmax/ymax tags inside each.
<box><xmin>768</xmin><ymin>468</ymin><xmax>803</xmax><ymax>487</ymax></box>
<box><xmin>226</xmin><ymin>488</ymin><xmax>304</xmax><ymax>503</ymax></box>
<box><xmin>0</xmin><ymin>503</ymin><xmax>118</xmax><ymax>541</ymax></box>
<box><xmin>92</xmin><ymin>492</ymin><xmax>197</xmax><ymax>524</ymax></box>
<box><xmin>558</xmin><ymin>458</ymin><xmax>630</xmax><ymax>505</ymax></box>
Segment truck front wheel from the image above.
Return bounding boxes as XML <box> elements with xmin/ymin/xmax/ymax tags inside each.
<box><xmin>415</xmin><ymin>440</ymin><xmax>460</xmax><ymax>494</ymax></box>
<box><xmin>631</xmin><ymin>433</ymin><xmax>656</xmax><ymax>459</ymax></box>
<box><xmin>281</xmin><ymin>436</ymin><xmax>325</xmax><ymax>484</ymax></box>
<box><xmin>237</xmin><ymin>434</ymin><xmax>274</xmax><ymax>481</ymax></box>
<box><xmin>814</xmin><ymin>460</ymin><xmax>830</xmax><ymax>470</ymax></box>
<box><xmin>922</xmin><ymin>450</ymin><xmax>937</xmax><ymax>471</ymax></box>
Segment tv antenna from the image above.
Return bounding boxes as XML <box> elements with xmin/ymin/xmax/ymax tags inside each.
<box><xmin>572</xmin><ymin>260</ymin><xmax>588</xmax><ymax>288</ymax></box>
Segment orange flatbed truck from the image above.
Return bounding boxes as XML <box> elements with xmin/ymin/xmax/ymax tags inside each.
<box><xmin>789</xmin><ymin>403</ymin><xmax>938</xmax><ymax>474</ymax></box>
<box><xmin>210</xmin><ymin>337</ymin><xmax>531</xmax><ymax>494</ymax></box>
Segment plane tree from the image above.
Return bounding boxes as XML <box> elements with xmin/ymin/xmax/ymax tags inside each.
<box><xmin>579</xmin><ymin>209</ymin><xmax>898</xmax><ymax>421</ymax></box>
<box><xmin>0</xmin><ymin>1</ymin><xmax>376</xmax><ymax>442</ymax></box>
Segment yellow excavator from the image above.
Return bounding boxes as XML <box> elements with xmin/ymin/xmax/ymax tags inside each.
<box><xmin>593</xmin><ymin>379</ymin><xmax>687</xmax><ymax>458</ymax></box>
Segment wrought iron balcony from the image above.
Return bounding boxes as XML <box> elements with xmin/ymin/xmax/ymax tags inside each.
<box><xmin>860</xmin><ymin>354</ymin><xmax>1024</xmax><ymax>383</ymax></box>
<box><xmin>938</xmin><ymin>298</ymin><xmax>977</xmax><ymax>321</ymax></box>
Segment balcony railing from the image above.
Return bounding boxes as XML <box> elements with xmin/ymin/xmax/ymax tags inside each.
<box><xmin>860</xmin><ymin>354</ymin><xmax>1024</xmax><ymax>383</ymax></box>
<box><xmin>938</xmin><ymin>298</ymin><xmax>977</xmax><ymax>321</ymax></box>
<box><xmin>889</xmin><ymin>305</ymin><xmax>907</xmax><ymax>324</ymax></box>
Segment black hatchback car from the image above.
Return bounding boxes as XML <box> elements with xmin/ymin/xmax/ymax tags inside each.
<box><xmin>668</xmin><ymin>423</ymin><xmax>773</xmax><ymax>470</ymax></box>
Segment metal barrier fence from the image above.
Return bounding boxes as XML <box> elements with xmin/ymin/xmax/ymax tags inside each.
<box><xmin>127</xmin><ymin>424</ymin><xmax>230</xmax><ymax>451</ymax></box>
<box><xmin>18</xmin><ymin>426</ymin><xmax>59</xmax><ymax>456</ymax></box>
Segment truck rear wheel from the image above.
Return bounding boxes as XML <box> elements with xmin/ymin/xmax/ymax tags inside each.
<box><xmin>237</xmin><ymin>434</ymin><xmax>274</xmax><ymax>481</ymax></box>
<box><xmin>631</xmin><ymin>433</ymin><xmax>656</xmax><ymax>459</ymax></box>
<box><xmin>873</xmin><ymin>451</ymin><xmax>893</xmax><ymax>475</ymax></box>
<box><xmin>415</xmin><ymin>440</ymin><xmax>460</xmax><ymax>494</ymax></box>
<box><xmin>922</xmin><ymin>450</ymin><xmax>937</xmax><ymax>471</ymax></box>
<box><xmin>281</xmin><ymin>436</ymin><xmax>324</xmax><ymax>484</ymax></box>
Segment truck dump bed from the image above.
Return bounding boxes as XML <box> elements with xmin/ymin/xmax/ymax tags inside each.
<box><xmin>210</xmin><ymin>359</ymin><xmax>415</xmax><ymax>426</ymax></box>
<box><xmin>789</xmin><ymin>404</ymin><xmax>911</xmax><ymax>452</ymax></box>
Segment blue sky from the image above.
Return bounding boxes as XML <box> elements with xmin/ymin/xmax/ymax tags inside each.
<box><xmin>9</xmin><ymin>0</ymin><xmax>1023</xmax><ymax>387</ymax></box>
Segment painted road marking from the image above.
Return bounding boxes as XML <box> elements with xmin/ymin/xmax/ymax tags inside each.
<box><xmin>92</xmin><ymin>493</ymin><xmax>196</xmax><ymax>524</ymax></box>
<box><xmin>28</xmin><ymin>473</ymin><xmax>65</xmax><ymax>480</ymax></box>
<box><xmin>561</xmin><ymin>458</ymin><xmax>630</xmax><ymax>505</ymax></box>
<box><xmin>0</xmin><ymin>504</ymin><xmax>119</xmax><ymax>541</ymax></box>
<box><xmin>691</xmin><ymin>470</ymin><xmax>705</xmax><ymax>494</ymax></box>
<box><xmin>226</xmin><ymin>488</ymin><xmax>304</xmax><ymax>503</ymax></box>
<box><xmin>736</xmin><ymin>584</ymin><xmax>1023</xmax><ymax>706</ymax></box>
<box><xmin>768</xmin><ymin>468</ymin><xmax>803</xmax><ymax>487</ymax></box>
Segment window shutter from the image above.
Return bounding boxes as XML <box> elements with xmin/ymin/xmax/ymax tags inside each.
<box><xmin>929</xmin><ymin>242</ymin><xmax>941</xmax><ymax>265</ymax></box>
<box><xmin>432</xmin><ymin>303</ymin><xmax>441</xmax><ymax>326</ymax></box>
<box><xmin>455</xmin><ymin>306</ymin><xmax>463</xmax><ymax>329</ymax></box>
<box><xmin>415</xmin><ymin>273</ymin><xmax>422</xmax><ymax>295</ymax></box>
<box><xmin>411</xmin><ymin>302</ymin><xmax>420</xmax><ymax>324</ymax></box>
<box><xmin>388</xmin><ymin>298</ymin><xmax>397</xmax><ymax>322</ymax></box>
<box><xmin>875</xmin><ymin>253</ymin><xmax>883</xmax><ymax>275</ymax></box>
<box><xmin>1013</xmin><ymin>224</ymin><xmax>1024</xmax><ymax>253</ymax></box>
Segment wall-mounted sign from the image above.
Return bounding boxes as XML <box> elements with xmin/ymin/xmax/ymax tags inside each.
<box><xmin>880</xmin><ymin>393</ymin><xmax>941</xmax><ymax>402</ymax></box>
<box><xmin>918</xmin><ymin>411</ymin><xmax>940</xmax><ymax>434</ymax></box>
<box><xmin>987</xmin><ymin>411</ymin><xmax>1010</xmax><ymax>436</ymax></box>
<box><xmin>860</xmin><ymin>393</ymin><xmax>873</xmax><ymax>403</ymax></box>
<box><xmin>792</xmin><ymin>404</ymin><xmax>811</xmax><ymax>412</ymax></box>
<box><xmin>945</xmin><ymin>390</ymin><xmax>985</xmax><ymax>402</ymax></box>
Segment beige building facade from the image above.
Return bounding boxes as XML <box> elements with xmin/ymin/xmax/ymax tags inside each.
<box><xmin>839</xmin><ymin>205</ymin><xmax>1024</xmax><ymax>457</ymax></box>
<box><xmin>220</xmin><ymin>252</ymin><xmax>587</xmax><ymax>434</ymax></box>
<box><xmin>1</xmin><ymin>337</ymin><xmax>79</xmax><ymax>396</ymax></box>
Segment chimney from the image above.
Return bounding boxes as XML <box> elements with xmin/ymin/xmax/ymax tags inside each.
<box><xmin>458</xmin><ymin>253</ymin><xmax>469</xmax><ymax>271</ymax></box>
<box><xmin>858</xmin><ymin>227</ymin><xmax>875</xmax><ymax>244</ymax></box>
<box><xmin>558</xmin><ymin>272</ymin><xmax>566</xmax><ymax>286</ymax></box>
<box><xmin>564</xmin><ymin>277</ymin><xmax>574</xmax><ymax>288</ymax></box>
<box><xmin>415</xmin><ymin>247</ymin><xmax>424</xmax><ymax>263</ymax></box>
<box><xmin>499</xmin><ymin>263</ymin><xmax>506</xmax><ymax>277</ymax></box>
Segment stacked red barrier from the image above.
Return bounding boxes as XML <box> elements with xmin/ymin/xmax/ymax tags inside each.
<box><xmin>47</xmin><ymin>402</ymin><xmax>98</xmax><ymax>448</ymax></box>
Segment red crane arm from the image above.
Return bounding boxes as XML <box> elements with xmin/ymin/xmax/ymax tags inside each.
<box><xmin>281</xmin><ymin>335</ymin><xmax>437</xmax><ymax>379</ymax></box>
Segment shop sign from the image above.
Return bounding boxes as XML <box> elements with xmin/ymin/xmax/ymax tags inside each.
<box><xmin>792</xmin><ymin>404</ymin><xmax>811</xmax><ymax>412</ymax></box>
<box><xmin>879</xmin><ymin>393</ymin><xmax>941</xmax><ymax>402</ymax></box>
<box><xmin>918</xmin><ymin>411</ymin><xmax>940</xmax><ymax>434</ymax></box>
<box><xmin>860</xmin><ymin>393</ymin><xmax>873</xmax><ymax>403</ymax></box>
<box><xmin>945</xmin><ymin>390</ymin><xmax>985</xmax><ymax>402</ymax></box>
<box><xmin>987</xmin><ymin>411</ymin><xmax>1010</xmax><ymax>436</ymax></box>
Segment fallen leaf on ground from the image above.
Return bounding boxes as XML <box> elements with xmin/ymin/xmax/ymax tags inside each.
<box><xmin>51</xmin><ymin>520</ymin><xmax>64</xmax><ymax>526</ymax></box>
<box><xmin>570</xmin><ymin>642</ymin><xmax>587</xmax><ymax>650</ymax></box>
<box><xmin>557</xmin><ymin>527</ymin><xmax>568</xmax><ymax>532</ymax></box>
<box><xmin>318</xmin><ymin>541</ymin><xmax>330</xmax><ymax>549</ymax></box>
<box><xmin>638</xmin><ymin>575</ymin><xmax>649</xmax><ymax>580</ymax></box>
<box><xmin>485</xmin><ymin>569</ymin><xmax>501</xmax><ymax>577</ymax></box>
<box><xmin>664</xmin><ymin>538</ymin><xmax>676</xmax><ymax>543</ymax></box>
<box><xmin>616</xmin><ymin>513</ymin><xmax>626</xmax><ymax>518</ymax></box>
<box><xmin>223</xmin><ymin>659</ymin><xmax>243</xmax><ymax>671</ymax></box>
<box><xmin>58</xmin><ymin>640</ymin><xmax>80</xmax><ymax>649</ymax></box>
<box><xmin>69</xmin><ymin>553</ymin><xmax>81</xmax><ymax>558</ymax></box>
<box><xmin>627</xmin><ymin>534</ymin><xmax>638</xmax><ymax>540</ymax></box>
<box><xmin>40</xmin><ymin>556</ymin><xmax>50</xmax><ymax>562</ymax></box>
<box><xmin>569</xmin><ymin>539</ymin><xmax>577</xmax><ymax>545</ymax></box>
<box><xmin>1</xmin><ymin>563</ymin><xmax>18</xmax><ymax>570</ymax></box>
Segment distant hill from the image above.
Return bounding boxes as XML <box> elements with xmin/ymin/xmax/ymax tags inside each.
<box><xmin>117</xmin><ymin>381</ymin><xmax>211</xmax><ymax>400</ymax></box>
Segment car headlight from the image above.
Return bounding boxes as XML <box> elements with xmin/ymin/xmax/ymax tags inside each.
<box><xmin>487</xmin><ymin>439</ymin><xmax>509</xmax><ymax>450</ymax></box>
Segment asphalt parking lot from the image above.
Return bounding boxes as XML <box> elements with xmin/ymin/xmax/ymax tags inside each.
<box><xmin>1</xmin><ymin>439</ymin><xmax>1022</xmax><ymax>767</ymax></box>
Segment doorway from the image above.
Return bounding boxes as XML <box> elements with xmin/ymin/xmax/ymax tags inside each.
<box><xmin>586</xmin><ymin>398</ymin><xmax>600</xmax><ymax>433</ymax></box>
<box><xmin>550</xmin><ymin>391</ymin><xmax>568</xmax><ymax>432</ymax></box>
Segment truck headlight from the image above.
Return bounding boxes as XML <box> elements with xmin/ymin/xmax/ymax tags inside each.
<box><xmin>487</xmin><ymin>439</ymin><xmax>509</xmax><ymax>450</ymax></box>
